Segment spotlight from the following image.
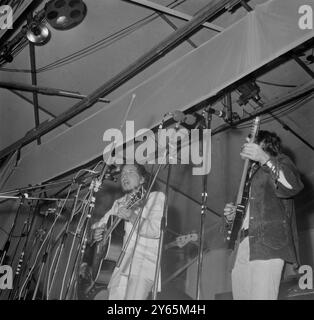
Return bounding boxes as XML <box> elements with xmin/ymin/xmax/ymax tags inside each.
<box><xmin>26</xmin><ymin>22</ymin><xmax>51</xmax><ymax>45</ymax></box>
<box><xmin>45</xmin><ymin>0</ymin><xmax>87</xmax><ymax>31</ymax></box>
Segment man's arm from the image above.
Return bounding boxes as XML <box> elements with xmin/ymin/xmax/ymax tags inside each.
<box><xmin>261</xmin><ymin>155</ymin><xmax>304</xmax><ymax>198</ymax></box>
<box><xmin>240</xmin><ymin>142</ymin><xmax>303</xmax><ymax>198</ymax></box>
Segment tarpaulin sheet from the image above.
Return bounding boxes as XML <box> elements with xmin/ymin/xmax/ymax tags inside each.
<box><xmin>2</xmin><ymin>0</ymin><xmax>314</xmax><ymax>191</ymax></box>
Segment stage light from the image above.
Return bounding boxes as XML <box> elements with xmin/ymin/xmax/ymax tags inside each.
<box><xmin>237</xmin><ymin>81</ymin><xmax>261</xmax><ymax>106</ymax></box>
<box><xmin>26</xmin><ymin>22</ymin><xmax>51</xmax><ymax>45</ymax></box>
<box><xmin>45</xmin><ymin>0</ymin><xmax>87</xmax><ymax>31</ymax></box>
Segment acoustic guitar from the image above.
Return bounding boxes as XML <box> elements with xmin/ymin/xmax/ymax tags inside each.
<box><xmin>78</xmin><ymin>187</ymin><xmax>144</xmax><ymax>299</ymax></box>
<box><xmin>78</xmin><ymin>231</ymin><xmax>198</xmax><ymax>299</ymax></box>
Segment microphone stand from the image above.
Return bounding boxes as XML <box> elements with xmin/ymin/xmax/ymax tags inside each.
<box><xmin>47</xmin><ymin>183</ymin><xmax>82</xmax><ymax>299</ymax></box>
<box><xmin>32</xmin><ymin>241</ymin><xmax>50</xmax><ymax>300</ymax></box>
<box><xmin>0</xmin><ymin>214</ymin><xmax>28</xmax><ymax>300</ymax></box>
<box><xmin>7</xmin><ymin>219</ymin><xmax>28</xmax><ymax>300</ymax></box>
<box><xmin>50</xmin><ymin>93</ymin><xmax>136</xmax><ymax>299</ymax></box>
<box><xmin>195</xmin><ymin>108</ymin><xmax>211</xmax><ymax>300</ymax></box>
<box><xmin>64</xmin><ymin>217</ymin><xmax>90</xmax><ymax>300</ymax></box>
<box><xmin>17</xmin><ymin>196</ymin><xmax>70</xmax><ymax>300</ymax></box>
<box><xmin>9</xmin><ymin>200</ymin><xmax>34</xmax><ymax>271</ymax></box>
<box><xmin>59</xmin><ymin>186</ymin><xmax>93</xmax><ymax>300</ymax></box>
<box><xmin>151</xmin><ymin>119</ymin><xmax>180</xmax><ymax>300</ymax></box>
<box><xmin>0</xmin><ymin>195</ymin><xmax>25</xmax><ymax>267</ymax></box>
<box><xmin>10</xmin><ymin>200</ymin><xmax>39</xmax><ymax>300</ymax></box>
<box><xmin>151</xmin><ymin>163</ymin><xmax>171</xmax><ymax>300</ymax></box>
<box><xmin>18</xmin><ymin>228</ymin><xmax>54</xmax><ymax>300</ymax></box>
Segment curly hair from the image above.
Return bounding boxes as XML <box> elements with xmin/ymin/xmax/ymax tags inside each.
<box><xmin>255</xmin><ymin>130</ymin><xmax>282</xmax><ymax>156</ymax></box>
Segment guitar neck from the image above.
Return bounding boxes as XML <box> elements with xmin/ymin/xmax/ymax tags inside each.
<box><xmin>103</xmin><ymin>216</ymin><xmax>122</xmax><ymax>242</ymax></box>
<box><xmin>164</xmin><ymin>234</ymin><xmax>197</xmax><ymax>250</ymax></box>
<box><xmin>164</xmin><ymin>241</ymin><xmax>176</xmax><ymax>250</ymax></box>
<box><xmin>226</xmin><ymin>117</ymin><xmax>260</xmax><ymax>250</ymax></box>
<box><xmin>236</xmin><ymin>116</ymin><xmax>260</xmax><ymax>204</ymax></box>
<box><xmin>236</xmin><ymin>158</ymin><xmax>251</xmax><ymax>204</ymax></box>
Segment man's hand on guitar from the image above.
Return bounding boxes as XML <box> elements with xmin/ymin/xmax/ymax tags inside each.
<box><xmin>224</xmin><ymin>203</ymin><xmax>236</xmax><ymax>222</ymax></box>
<box><xmin>116</xmin><ymin>204</ymin><xmax>137</xmax><ymax>223</ymax></box>
<box><xmin>92</xmin><ymin>225</ymin><xmax>105</xmax><ymax>242</ymax></box>
<box><xmin>240</xmin><ymin>141</ymin><xmax>269</xmax><ymax>165</ymax></box>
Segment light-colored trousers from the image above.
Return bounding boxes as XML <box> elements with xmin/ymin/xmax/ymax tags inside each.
<box><xmin>231</xmin><ymin>237</ymin><xmax>284</xmax><ymax>300</ymax></box>
<box><xmin>108</xmin><ymin>275</ymin><xmax>153</xmax><ymax>300</ymax></box>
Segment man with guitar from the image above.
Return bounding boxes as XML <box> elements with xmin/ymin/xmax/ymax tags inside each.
<box><xmin>91</xmin><ymin>163</ymin><xmax>165</xmax><ymax>300</ymax></box>
<box><xmin>224</xmin><ymin>130</ymin><xmax>303</xmax><ymax>300</ymax></box>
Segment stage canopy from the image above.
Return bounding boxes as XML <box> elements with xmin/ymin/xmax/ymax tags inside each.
<box><xmin>0</xmin><ymin>0</ymin><xmax>314</xmax><ymax>299</ymax></box>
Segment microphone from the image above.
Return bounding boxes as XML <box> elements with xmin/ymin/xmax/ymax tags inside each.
<box><xmin>171</xmin><ymin>110</ymin><xmax>186</xmax><ymax>123</ymax></box>
<box><xmin>185</xmin><ymin>114</ymin><xmax>198</xmax><ymax>126</ymax></box>
<box><xmin>159</xmin><ymin>109</ymin><xmax>225</xmax><ymax>130</ymax></box>
<box><xmin>208</xmin><ymin>108</ymin><xmax>226</xmax><ymax>118</ymax></box>
<box><xmin>172</xmin><ymin>111</ymin><xmax>205</xmax><ymax>128</ymax></box>
<box><xmin>158</xmin><ymin>110</ymin><xmax>185</xmax><ymax>129</ymax></box>
<box><xmin>172</xmin><ymin>110</ymin><xmax>186</xmax><ymax>129</ymax></box>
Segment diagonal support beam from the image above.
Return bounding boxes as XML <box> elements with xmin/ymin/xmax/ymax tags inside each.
<box><xmin>9</xmin><ymin>90</ymin><xmax>72</xmax><ymax>127</ymax></box>
<box><xmin>0</xmin><ymin>0</ymin><xmax>237</xmax><ymax>161</ymax></box>
<box><xmin>239</xmin><ymin>0</ymin><xmax>253</xmax><ymax>12</ymax></box>
<box><xmin>126</xmin><ymin>0</ymin><xmax>224</xmax><ymax>32</ymax></box>
<box><xmin>0</xmin><ymin>81</ymin><xmax>110</xmax><ymax>103</ymax></box>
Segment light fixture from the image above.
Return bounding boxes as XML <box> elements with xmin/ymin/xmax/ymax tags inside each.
<box><xmin>26</xmin><ymin>22</ymin><xmax>51</xmax><ymax>45</ymax></box>
<box><xmin>237</xmin><ymin>81</ymin><xmax>261</xmax><ymax>106</ymax></box>
<box><xmin>45</xmin><ymin>0</ymin><xmax>87</xmax><ymax>31</ymax></box>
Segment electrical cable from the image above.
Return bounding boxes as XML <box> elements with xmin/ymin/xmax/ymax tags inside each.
<box><xmin>256</xmin><ymin>80</ymin><xmax>298</xmax><ymax>88</ymax></box>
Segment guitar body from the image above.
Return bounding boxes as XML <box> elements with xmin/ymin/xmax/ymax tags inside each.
<box><xmin>226</xmin><ymin>117</ymin><xmax>260</xmax><ymax>250</ymax></box>
<box><xmin>77</xmin><ymin>217</ymin><xmax>124</xmax><ymax>300</ymax></box>
<box><xmin>91</xmin><ymin>215</ymin><xmax>124</xmax><ymax>283</ymax></box>
<box><xmin>227</xmin><ymin>176</ymin><xmax>251</xmax><ymax>250</ymax></box>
